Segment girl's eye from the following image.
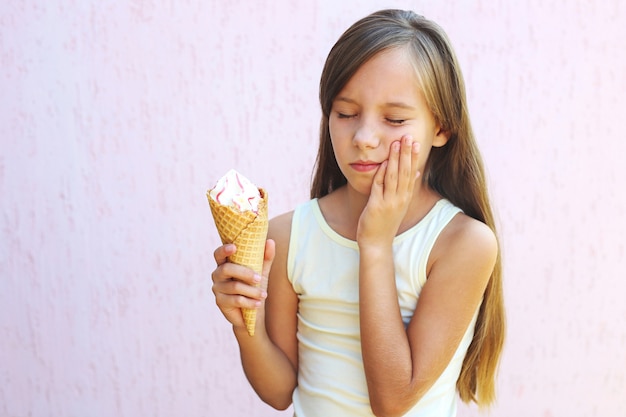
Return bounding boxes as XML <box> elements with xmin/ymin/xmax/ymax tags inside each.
<box><xmin>337</xmin><ymin>112</ymin><xmax>356</xmax><ymax>119</ymax></box>
<box><xmin>387</xmin><ymin>118</ymin><xmax>406</xmax><ymax>125</ymax></box>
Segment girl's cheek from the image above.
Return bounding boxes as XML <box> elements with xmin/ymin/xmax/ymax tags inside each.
<box><xmin>332</xmin><ymin>124</ymin><xmax>354</xmax><ymax>140</ymax></box>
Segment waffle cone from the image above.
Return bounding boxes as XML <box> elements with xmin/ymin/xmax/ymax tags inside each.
<box><xmin>207</xmin><ymin>188</ymin><xmax>268</xmax><ymax>336</ymax></box>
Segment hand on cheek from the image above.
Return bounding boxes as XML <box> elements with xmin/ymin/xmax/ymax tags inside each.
<box><xmin>383</xmin><ymin>135</ymin><xmax>420</xmax><ymax>196</ymax></box>
<box><xmin>357</xmin><ymin>135</ymin><xmax>421</xmax><ymax>246</ymax></box>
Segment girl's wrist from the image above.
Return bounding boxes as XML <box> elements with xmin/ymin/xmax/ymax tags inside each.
<box><xmin>357</xmin><ymin>241</ymin><xmax>393</xmax><ymax>258</ymax></box>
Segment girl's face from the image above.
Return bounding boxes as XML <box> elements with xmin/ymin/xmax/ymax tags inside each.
<box><xmin>329</xmin><ymin>46</ymin><xmax>449</xmax><ymax>196</ymax></box>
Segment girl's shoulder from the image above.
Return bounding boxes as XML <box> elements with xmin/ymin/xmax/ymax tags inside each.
<box><xmin>442</xmin><ymin>211</ymin><xmax>493</xmax><ymax>237</ymax></box>
<box><xmin>267</xmin><ymin>210</ymin><xmax>295</xmax><ymax>287</ymax></box>
<box><xmin>428</xmin><ymin>212</ymin><xmax>498</xmax><ymax>281</ymax></box>
<box><xmin>268</xmin><ymin>210</ymin><xmax>294</xmax><ymax>248</ymax></box>
<box><xmin>268</xmin><ymin>196</ymin><xmax>325</xmax><ymax>247</ymax></box>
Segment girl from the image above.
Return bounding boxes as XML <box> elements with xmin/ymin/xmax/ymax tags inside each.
<box><xmin>211</xmin><ymin>9</ymin><xmax>505</xmax><ymax>417</ymax></box>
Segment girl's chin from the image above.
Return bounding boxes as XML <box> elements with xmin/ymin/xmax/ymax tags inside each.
<box><xmin>338</xmin><ymin>169</ymin><xmax>376</xmax><ymax>196</ymax></box>
<box><xmin>346</xmin><ymin>181</ymin><xmax>375</xmax><ymax>198</ymax></box>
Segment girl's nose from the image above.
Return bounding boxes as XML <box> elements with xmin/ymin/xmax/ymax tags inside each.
<box><xmin>352</xmin><ymin>120</ymin><xmax>380</xmax><ymax>150</ymax></box>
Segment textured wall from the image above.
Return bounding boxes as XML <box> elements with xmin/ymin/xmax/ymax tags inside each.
<box><xmin>1</xmin><ymin>1</ymin><xmax>625</xmax><ymax>416</ymax></box>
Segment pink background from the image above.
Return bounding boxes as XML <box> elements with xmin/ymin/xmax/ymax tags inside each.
<box><xmin>1</xmin><ymin>1</ymin><xmax>625</xmax><ymax>416</ymax></box>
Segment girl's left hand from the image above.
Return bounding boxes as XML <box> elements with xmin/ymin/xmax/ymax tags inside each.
<box><xmin>357</xmin><ymin>135</ymin><xmax>420</xmax><ymax>248</ymax></box>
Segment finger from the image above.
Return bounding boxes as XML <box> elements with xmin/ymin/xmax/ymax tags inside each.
<box><xmin>411</xmin><ymin>141</ymin><xmax>421</xmax><ymax>183</ymax></box>
<box><xmin>214</xmin><ymin>289</ymin><xmax>265</xmax><ymax>312</ymax></box>
<box><xmin>397</xmin><ymin>135</ymin><xmax>416</xmax><ymax>193</ymax></box>
<box><xmin>371</xmin><ymin>160</ymin><xmax>387</xmax><ymax>200</ymax></box>
<box><xmin>384</xmin><ymin>140</ymin><xmax>401</xmax><ymax>194</ymax></box>
<box><xmin>211</xmin><ymin>261</ymin><xmax>260</xmax><ymax>286</ymax></box>
<box><xmin>214</xmin><ymin>243</ymin><xmax>236</xmax><ymax>266</ymax></box>
<box><xmin>213</xmin><ymin>278</ymin><xmax>267</xmax><ymax>304</ymax></box>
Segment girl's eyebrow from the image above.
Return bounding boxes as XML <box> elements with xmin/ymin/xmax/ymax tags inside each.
<box><xmin>385</xmin><ymin>102</ymin><xmax>416</xmax><ymax>110</ymax></box>
<box><xmin>334</xmin><ymin>96</ymin><xmax>416</xmax><ymax>110</ymax></box>
<box><xmin>333</xmin><ymin>96</ymin><xmax>357</xmax><ymax>105</ymax></box>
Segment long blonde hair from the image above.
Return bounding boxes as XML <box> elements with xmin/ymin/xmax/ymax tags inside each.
<box><xmin>311</xmin><ymin>9</ymin><xmax>506</xmax><ymax>406</ymax></box>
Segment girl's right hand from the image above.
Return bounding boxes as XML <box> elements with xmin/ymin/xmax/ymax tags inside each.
<box><xmin>211</xmin><ymin>240</ymin><xmax>274</xmax><ymax>331</ymax></box>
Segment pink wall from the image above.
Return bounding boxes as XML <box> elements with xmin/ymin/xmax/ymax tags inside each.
<box><xmin>1</xmin><ymin>1</ymin><xmax>625</xmax><ymax>416</ymax></box>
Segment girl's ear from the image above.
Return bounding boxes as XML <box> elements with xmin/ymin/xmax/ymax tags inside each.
<box><xmin>433</xmin><ymin>126</ymin><xmax>451</xmax><ymax>148</ymax></box>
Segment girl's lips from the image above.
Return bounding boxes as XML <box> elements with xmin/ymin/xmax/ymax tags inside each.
<box><xmin>350</xmin><ymin>161</ymin><xmax>380</xmax><ymax>172</ymax></box>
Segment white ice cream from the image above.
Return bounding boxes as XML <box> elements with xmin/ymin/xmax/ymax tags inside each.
<box><xmin>209</xmin><ymin>169</ymin><xmax>262</xmax><ymax>213</ymax></box>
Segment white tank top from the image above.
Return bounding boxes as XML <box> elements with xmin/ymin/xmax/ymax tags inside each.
<box><xmin>287</xmin><ymin>198</ymin><xmax>478</xmax><ymax>416</ymax></box>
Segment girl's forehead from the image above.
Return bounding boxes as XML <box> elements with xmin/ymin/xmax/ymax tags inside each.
<box><xmin>337</xmin><ymin>48</ymin><xmax>422</xmax><ymax>97</ymax></box>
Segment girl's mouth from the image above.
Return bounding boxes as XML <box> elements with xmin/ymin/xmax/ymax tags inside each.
<box><xmin>350</xmin><ymin>161</ymin><xmax>380</xmax><ymax>172</ymax></box>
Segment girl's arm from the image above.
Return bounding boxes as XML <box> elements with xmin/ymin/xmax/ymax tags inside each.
<box><xmin>356</xmin><ymin>138</ymin><xmax>497</xmax><ymax>416</ymax></box>
<box><xmin>359</xmin><ymin>215</ymin><xmax>496</xmax><ymax>416</ymax></box>
<box><xmin>212</xmin><ymin>212</ymin><xmax>298</xmax><ymax>410</ymax></box>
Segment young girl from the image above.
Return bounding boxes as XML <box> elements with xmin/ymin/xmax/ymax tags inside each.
<box><xmin>211</xmin><ymin>9</ymin><xmax>505</xmax><ymax>417</ymax></box>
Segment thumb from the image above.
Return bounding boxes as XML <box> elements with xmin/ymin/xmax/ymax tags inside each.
<box><xmin>260</xmin><ymin>239</ymin><xmax>276</xmax><ymax>291</ymax></box>
<box><xmin>371</xmin><ymin>160</ymin><xmax>387</xmax><ymax>200</ymax></box>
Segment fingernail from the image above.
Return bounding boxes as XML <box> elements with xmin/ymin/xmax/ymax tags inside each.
<box><xmin>413</xmin><ymin>142</ymin><xmax>420</xmax><ymax>152</ymax></box>
<box><xmin>253</xmin><ymin>274</ymin><xmax>262</xmax><ymax>283</ymax></box>
<box><xmin>393</xmin><ymin>142</ymin><xmax>400</xmax><ymax>151</ymax></box>
<box><xmin>261</xmin><ymin>290</ymin><xmax>268</xmax><ymax>299</ymax></box>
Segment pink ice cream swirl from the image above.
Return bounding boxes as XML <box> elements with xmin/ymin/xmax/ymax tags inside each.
<box><xmin>209</xmin><ymin>169</ymin><xmax>262</xmax><ymax>213</ymax></box>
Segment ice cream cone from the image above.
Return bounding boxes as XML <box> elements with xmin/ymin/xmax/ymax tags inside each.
<box><xmin>207</xmin><ymin>188</ymin><xmax>268</xmax><ymax>336</ymax></box>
